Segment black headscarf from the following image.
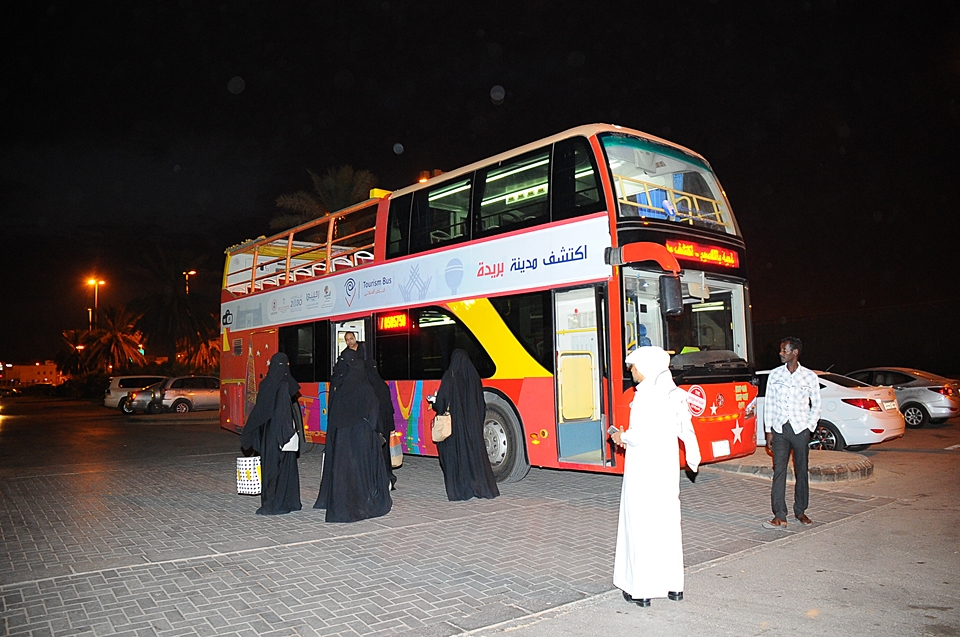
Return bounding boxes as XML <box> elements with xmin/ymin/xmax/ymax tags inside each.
<box><xmin>241</xmin><ymin>352</ymin><xmax>301</xmax><ymax>452</ymax></box>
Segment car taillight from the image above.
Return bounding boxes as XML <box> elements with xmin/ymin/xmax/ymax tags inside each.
<box><xmin>130</xmin><ymin>392</ymin><xmax>138</xmax><ymax>400</ymax></box>
<box><xmin>934</xmin><ymin>387</ymin><xmax>956</xmax><ymax>397</ymax></box>
<box><xmin>842</xmin><ymin>398</ymin><xmax>881</xmax><ymax>411</ymax></box>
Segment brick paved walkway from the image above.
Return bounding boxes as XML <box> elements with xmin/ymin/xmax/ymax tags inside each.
<box><xmin>1</xmin><ymin>442</ymin><xmax>893</xmax><ymax>636</ymax></box>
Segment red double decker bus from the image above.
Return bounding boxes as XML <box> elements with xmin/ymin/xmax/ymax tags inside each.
<box><xmin>219</xmin><ymin>124</ymin><xmax>757</xmax><ymax>481</ymax></box>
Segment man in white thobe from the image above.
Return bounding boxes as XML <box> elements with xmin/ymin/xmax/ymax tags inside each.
<box><xmin>612</xmin><ymin>346</ymin><xmax>700</xmax><ymax>607</ymax></box>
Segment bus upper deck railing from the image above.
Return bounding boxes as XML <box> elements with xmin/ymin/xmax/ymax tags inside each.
<box><xmin>223</xmin><ymin>198</ymin><xmax>380</xmax><ymax>296</ymax></box>
<box><xmin>612</xmin><ymin>172</ymin><xmax>728</xmax><ymax>230</ymax></box>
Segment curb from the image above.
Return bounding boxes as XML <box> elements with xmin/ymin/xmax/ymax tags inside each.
<box><xmin>706</xmin><ymin>448</ymin><xmax>873</xmax><ymax>482</ymax></box>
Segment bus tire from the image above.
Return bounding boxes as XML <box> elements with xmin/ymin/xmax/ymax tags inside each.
<box><xmin>483</xmin><ymin>393</ymin><xmax>530</xmax><ymax>483</ymax></box>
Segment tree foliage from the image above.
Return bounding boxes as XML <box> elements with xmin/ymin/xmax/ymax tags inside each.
<box><xmin>271</xmin><ymin>165</ymin><xmax>377</xmax><ymax>230</ymax></box>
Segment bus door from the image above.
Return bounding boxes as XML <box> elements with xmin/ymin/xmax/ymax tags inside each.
<box><xmin>334</xmin><ymin>318</ymin><xmax>370</xmax><ymax>362</ymax></box>
<box><xmin>554</xmin><ymin>288</ymin><xmax>605</xmax><ymax>464</ymax></box>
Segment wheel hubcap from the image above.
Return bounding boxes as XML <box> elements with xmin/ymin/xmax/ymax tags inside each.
<box><xmin>484</xmin><ymin>419</ymin><xmax>508</xmax><ymax>467</ymax></box>
<box><xmin>812</xmin><ymin>426</ymin><xmax>837</xmax><ymax>451</ymax></box>
<box><xmin>904</xmin><ymin>408</ymin><xmax>922</xmax><ymax>426</ymax></box>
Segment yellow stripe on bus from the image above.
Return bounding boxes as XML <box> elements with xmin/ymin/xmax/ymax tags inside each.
<box><xmin>447</xmin><ymin>299</ymin><xmax>552</xmax><ymax>379</ymax></box>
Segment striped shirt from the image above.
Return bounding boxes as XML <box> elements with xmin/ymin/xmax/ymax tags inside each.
<box><xmin>764</xmin><ymin>363</ymin><xmax>822</xmax><ymax>434</ymax></box>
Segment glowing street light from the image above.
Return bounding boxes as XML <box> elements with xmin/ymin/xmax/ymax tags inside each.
<box><xmin>182</xmin><ymin>270</ymin><xmax>197</xmax><ymax>295</ymax></box>
<box><xmin>86</xmin><ymin>278</ymin><xmax>105</xmax><ymax>331</ymax></box>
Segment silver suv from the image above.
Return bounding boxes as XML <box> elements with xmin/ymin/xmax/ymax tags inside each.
<box><xmin>846</xmin><ymin>367</ymin><xmax>960</xmax><ymax>428</ymax></box>
<box><xmin>159</xmin><ymin>376</ymin><xmax>221</xmax><ymax>413</ymax></box>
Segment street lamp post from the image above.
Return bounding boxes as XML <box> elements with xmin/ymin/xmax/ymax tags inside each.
<box><xmin>86</xmin><ymin>278</ymin><xmax>104</xmax><ymax>331</ymax></box>
<box><xmin>182</xmin><ymin>270</ymin><xmax>197</xmax><ymax>295</ymax></box>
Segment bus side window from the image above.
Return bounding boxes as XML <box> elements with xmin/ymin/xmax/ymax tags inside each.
<box><xmin>410</xmin><ymin>177</ymin><xmax>473</xmax><ymax>254</ymax></box>
<box><xmin>473</xmin><ymin>148</ymin><xmax>550</xmax><ymax>238</ymax></box>
<box><xmin>385</xmin><ymin>194</ymin><xmax>413</xmax><ymax>259</ymax></box>
<box><xmin>552</xmin><ymin>136</ymin><xmax>604</xmax><ymax>221</ymax></box>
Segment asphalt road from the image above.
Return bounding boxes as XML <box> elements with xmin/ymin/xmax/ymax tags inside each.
<box><xmin>0</xmin><ymin>398</ymin><xmax>957</xmax><ymax>636</ymax></box>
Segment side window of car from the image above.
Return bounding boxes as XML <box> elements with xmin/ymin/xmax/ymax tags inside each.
<box><xmin>171</xmin><ymin>379</ymin><xmax>185</xmax><ymax>389</ymax></box>
<box><xmin>887</xmin><ymin>372</ymin><xmax>911</xmax><ymax>386</ymax></box>
<box><xmin>204</xmin><ymin>378</ymin><xmax>220</xmax><ymax>389</ymax></box>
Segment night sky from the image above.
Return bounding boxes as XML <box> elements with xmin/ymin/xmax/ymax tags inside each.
<box><xmin>3</xmin><ymin>1</ymin><xmax>959</xmax><ymax>371</ymax></box>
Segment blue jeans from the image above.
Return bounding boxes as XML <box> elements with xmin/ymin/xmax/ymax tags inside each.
<box><xmin>770</xmin><ymin>426</ymin><xmax>811</xmax><ymax>520</ymax></box>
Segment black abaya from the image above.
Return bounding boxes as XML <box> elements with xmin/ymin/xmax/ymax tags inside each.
<box><xmin>314</xmin><ymin>348</ymin><xmax>392</xmax><ymax>522</ymax></box>
<box><xmin>364</xmin><ymin>352</ymin><xmax>398</xmax><ymax>488</ymax></box>
<box><xmin>240</xmin><ymin>352</ymin><xmax>302</xmax><ymax>515</ymax></box>
<box><xmin>433</xmin><ymin>349</ymin><xmax>500</xmax><ymax>501</ymax></box>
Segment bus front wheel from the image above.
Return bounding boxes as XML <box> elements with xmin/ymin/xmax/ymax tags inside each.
<box><xmin>483</xmin><ymin>394</ymin><xmax>530</xmax><ymax>483</ymax></box>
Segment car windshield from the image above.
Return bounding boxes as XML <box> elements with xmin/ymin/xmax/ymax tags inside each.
<box><xmin>820</xmin><ymin>373</ymin><xmax>872</xmax><ymax>389</ymax></box>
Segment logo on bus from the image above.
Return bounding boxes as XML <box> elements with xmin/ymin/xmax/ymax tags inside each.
<box><xmin>686</xmin><ymin>385</ymin><xmax>707</xmax><ymax>416</ymax></box>
<box><xmin>344</xmin><ymin>278</ymin><xmax>357</xmax><ymax>306</ymax></box>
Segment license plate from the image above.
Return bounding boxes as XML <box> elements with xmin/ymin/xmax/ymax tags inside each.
<box><xmin>882</xmin><ymin>400</ymin><xmax>897</xmax><ymax>410</ymax></box>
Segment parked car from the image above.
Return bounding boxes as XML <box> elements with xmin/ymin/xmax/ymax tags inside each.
<box><xmin>159</xmin><ymin>376</ymin><xmax>220</xmax><ymax>413</ymax></box>
<box><xmin>0</xmin><ymin>387</ymin><xmax>21</xmax><ymax>397</ymax></box>
<box><xmin>123</xmin><ymin>376</ymin><xmax>221</xmax><ymax>414</ymax></box>
<box><xmin>104</xmin><ymin>375</ymin><xmax>166</xmax><ymax>410</ymax></box>
<box><xmin>123</xmin><ymin>380</ymin><xmax>167</xmax><ymax>414</ymax></box>
<box><xmin>747</xmin><ymin>371</ymin><xmax>905</xmax><ymax>452</ymax></box>
<box><xmin>846</xmin><ymin>367</ymin><xmax>960</xmax><ymax>428</ymax></box>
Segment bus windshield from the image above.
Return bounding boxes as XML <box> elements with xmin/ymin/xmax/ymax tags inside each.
<box><xmin>622</xmin><ymin>266</ymin><xmax>750</xmax><ymax>371</ymax></box>
<box><xmin>599</xmin><ymin>132</ymin><xmax>739</xmax><ymax>236</ymax></box>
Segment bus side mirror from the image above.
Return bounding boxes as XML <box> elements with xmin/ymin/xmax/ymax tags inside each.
<box><xmin>659</xmin><ymin>275</ymin><xmax>683</xmax><ymax>316</ymax></box>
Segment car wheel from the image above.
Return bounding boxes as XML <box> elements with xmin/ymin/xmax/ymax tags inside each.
<box><xmin>902</xmin><ymin>403</ymin><xmax>929</xmax><ymax>428</ymax></box>
<box><xmin>483</xmin><ymin>393</ymin><xmax>530</xmax><ymax>483</ymax></box>
<box><xmin>811</xmin><ymin>421</ymin><xmax>845</xmax><ymax>451</ymax></box>
<box><xmin>146</xmin><ymin>402</ymin><xmax>162</xmax><ymax>415</ymax></box>
<box><xmin>846</xmin><ymin>444</ymin><xmax>871</xmax><ymax>452</ymax></box>
<box><xmin>119</xmin><ymin>398</ymin><xmax>134</xmax><ymax>415</ymax></box>
<box><xmin>172</xmin><ymin>399</ymin><xmax>192</xmax><ymax>414</ymax></box>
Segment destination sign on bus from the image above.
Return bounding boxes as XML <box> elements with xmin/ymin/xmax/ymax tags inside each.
<box><xmin>665</xmin><ymin>240</ymin><xmax>739</xmax><ymax>268</ymax></box>
<box><xmin>378</xmin><ymin>312</ymin><xmax>408</xmax><ymax>330</ymax></box>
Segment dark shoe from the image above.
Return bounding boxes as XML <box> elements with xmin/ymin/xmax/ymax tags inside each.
<box><xmin>636</xmin><ymin>598</ymin><xmax>651</xmax><ymax>607</ymax></box>
<box><xmin>795</xmin><ymin>513</ymin><xmax>812</xmax><ymax>525</ymax></box>
<box><xmin>668</xmin><ymin>591</ymin><xmax>683</xmax><ymax>601</ymax></box>
<box><xmin>762</xmin><ymin>517</ymin><xmax>789</xmax><ymax>529</ymax></box>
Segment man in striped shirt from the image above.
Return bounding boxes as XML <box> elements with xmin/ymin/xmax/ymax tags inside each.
<box><xmin>762</xmin><ymin>337</ymin><xmax>822</xmax><ymax>529</ymax></box>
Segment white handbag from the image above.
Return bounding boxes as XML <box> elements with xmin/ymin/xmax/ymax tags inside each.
<box><xmin>237</xmin><ymin>456</ymin><xmax>262</xmax><ymax>495</ymax></box>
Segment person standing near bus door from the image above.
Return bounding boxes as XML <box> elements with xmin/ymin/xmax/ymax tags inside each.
<box><xmin>611</xmin><ymin>346</ymin><xmax>700</xmax><ymax>607</ymax></box>
<box><xmin>762</xmin><ymin>336</ymin><xmax>821</xmax><ymax>529</ymax></box>
<box><xmin>240</xmin><ymin>352</ymin><xmax>302</xmax><ymax>516</ymax></box>
<box><xmin>343</xmin><ymin>330</ymin><xmax>359</xmax><ymax>353</ymax></box>
<box><xmin>431</xmin><ymin>350</ymin><xmax>500</xmax><ymax>501</ymax></box>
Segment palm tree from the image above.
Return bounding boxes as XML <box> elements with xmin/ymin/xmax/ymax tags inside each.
<box><xmin>271</xmin><ymin>165</ymin><xmax>377</xmax><ymax>230</ymax></box>
<box><xmin>55</xmin><ymin>329</ymin><xmax>93</xmax><ymax>376</ymax></box>
<box><xmin>183</xmin><ymin>337</ymin><xmax>221</xmax><ymax>374</ymax></box>
<box><xmin>85</xmin><ymin>306</ymin><xmax>146</xmax><ymax>372</ymax></box>
<box><xmin>129</xmin><ymin>248</ymin><xmax>217</xmax><ymax>365</ymax></box>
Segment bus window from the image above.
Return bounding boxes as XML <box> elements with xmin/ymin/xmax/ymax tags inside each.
<box><xmin>488</xmin><ymin>291</ymin><xmax>555</xmax><ymax>373</ymax></box>
<box><xmin>410</xmin><ymin>307</ymin><xmax>495</xmax><ymax>379</ymax></box>
<box><xmin>551</xmin><ymin>136</ymin><xmax>604</xmax><ymax>221</ymax></box>
<box><xmin>375</xmin><ymin>310</ymin><xmax>410</xmax><ymax>380</ymax></box>
<box><xmin>410</xmin><ymin>177</ymin><xmax>473</xmax><ymax>254</ymax></box>
<box><xmin>278</xmin><ymin>320</ymin><xmax>331</xmax><ymax>382</ymax></box>
<box><xmin>473</xmin><ymin>148</ymin><xmax>550</xmax><ymax>238</ymax></box>
<box><xmin>599</xmin><ymin>133</ymin><xmax>737</xmax><ymax>236</ymax></box>
<box><xmin>385</xmin><ymin>193</ymin><xmax>413</xmax><ymax>259</ymax></box>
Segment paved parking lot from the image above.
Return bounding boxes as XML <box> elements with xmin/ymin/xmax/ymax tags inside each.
<box><xmin>0</xmin><ymin>407</ymin><xmax>894</xmax><ymax>636</ymax></box>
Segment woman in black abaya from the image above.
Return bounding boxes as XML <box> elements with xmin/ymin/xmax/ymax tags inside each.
<box><xmin>432</xmin><ymin>349</ymin><xmax>500</xmax><ymax>501</ymax></box>
<box><xmin>240</xmin><ymin>352</ymin><xmax>302</xmax><ymax>515</ymax></box>
<box><xmin>361</xmin><ymin>347</ymin><xmax>398</xmax><ymax>490</ymax></box>
<box><xmin>313</xmin><ymin>348</ymin><xmax>392</xmax><ymax>522</ymax></box>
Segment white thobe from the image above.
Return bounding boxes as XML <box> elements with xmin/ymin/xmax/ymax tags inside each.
<box><xmin>613</xmin><ymin>380</ymin><xmax>700</xmax><ymax>599</ymax></box>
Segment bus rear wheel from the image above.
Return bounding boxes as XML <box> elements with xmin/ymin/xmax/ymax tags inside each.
<box><xmin>483</xmin><ymin>394</ymin><xmax>530</xmax><ymax>483</ymax></box>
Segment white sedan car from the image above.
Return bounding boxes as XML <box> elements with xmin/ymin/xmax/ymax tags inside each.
<box><xmin>748</xmin><ymin>371</ymin><xmax>905</xmax><ymax>452</ymax></box>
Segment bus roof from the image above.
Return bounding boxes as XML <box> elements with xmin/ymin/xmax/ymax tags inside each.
<box><xmin>389</xmin><ymin>123</ymin><xmax>714</xmax><ymax>198</ymax></box>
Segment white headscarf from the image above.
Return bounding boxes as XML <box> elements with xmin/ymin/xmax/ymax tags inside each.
<box><xmin>625</xmin><ymin>346</ymin><xmax>675</xmax><ymax>392</ymax></box>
